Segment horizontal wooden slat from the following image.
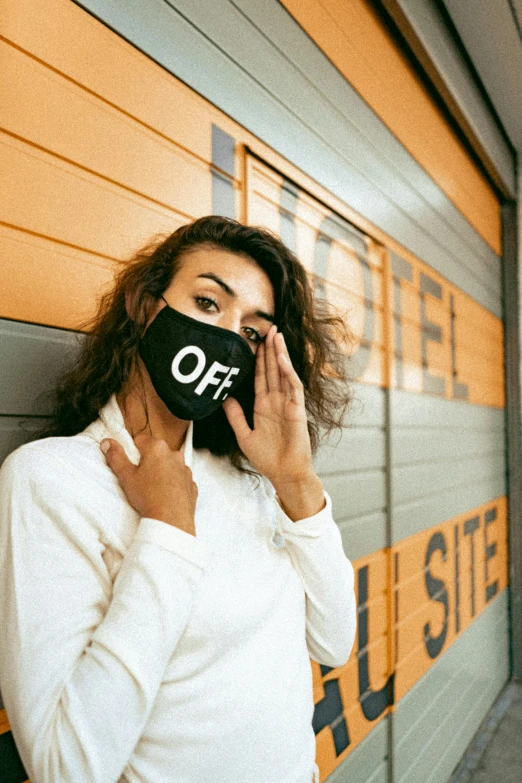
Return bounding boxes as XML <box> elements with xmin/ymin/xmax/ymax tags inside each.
<box><xmin>280</xmin><ymin>0</ymin><xmax>501</xmax><ymax>255</ymax></box>
<box><xmin>315</xmin><ymin>428</ymin><xmax>386</xmax><ymax>475</ymax></box>
<box><xmin>2</xmin><ymin>1</ymin><xmax>213</xmax><ymax>162</ymax></box>
<box><xmin>323</xmin><ymin>469</ymin><xmax>387</xmax><ymax>522</ymax></box>
<box><xmin>321</xmin><ymin>716</ymin><xmax>389</xmax><ymax>783</ymax></box>
<box><xmin>394</xmin><ymin>590</ymin><xmax>509</xmax><ymax>782</ymax></box>
<box><xmin>387</xmin><ymin>0</ymin><xmax>515</xmax><ymax>197</ymax></box>
<box><xmin>0</xmin><ymin>132</ymin><xmax>188</xmax><ymax>259</ymax></box>
<box><xmin>0</xmin><ymin>39</ymin><xmax>215</xmax><ymax>218</ymax></box>
<box><xmin>0</xmin><ymin>225</ymin><xmax>114</xmax><ymax>329</ymax></box>
<box><xmin>339</xmin><ymin>510</ymin><xmax>388</xmax><ymax>562</ymax></box>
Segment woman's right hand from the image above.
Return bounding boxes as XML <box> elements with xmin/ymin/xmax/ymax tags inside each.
<box><xmin>100</xmin><ymin>434</ymin><xmax>198</xmax><ymax>536</ymax></box>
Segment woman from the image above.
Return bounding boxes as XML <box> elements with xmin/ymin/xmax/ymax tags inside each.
<box><xmin>0</xmin><ymin>216</ymin><xmax>357</xmax><ymax>783</ymax></box>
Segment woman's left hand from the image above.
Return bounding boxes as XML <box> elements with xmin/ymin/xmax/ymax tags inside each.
<box><xmin>223</xmin><ymin>325</ymin><xmax>325</xmax><ymax>520</ymax></box>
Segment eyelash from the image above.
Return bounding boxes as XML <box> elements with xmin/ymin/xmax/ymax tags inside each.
<box><xmin>194</xmin><ymin>297</ymin><xmax>265</xmax><ymax>344</ymax></box>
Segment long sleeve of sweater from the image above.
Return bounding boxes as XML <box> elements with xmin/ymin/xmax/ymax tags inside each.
<box><xmin>0</xmin><ymin>444</ymin><xmax>209</xmax><ymax>783</ymax></box>
<box><xmin>273</xmin><ymin>490</ymin><xmax>357</xmax><ymax>668</ymax></box>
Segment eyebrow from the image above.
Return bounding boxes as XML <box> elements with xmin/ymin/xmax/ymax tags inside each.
<box><xmin>197</xmin><ymin>272</ymin><xmax>275</xmax><ymax>323</ymax></box>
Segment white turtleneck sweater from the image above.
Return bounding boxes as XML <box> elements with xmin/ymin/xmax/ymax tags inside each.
<box><xmin>0</xmin><ymin>394</ymin><xmax>356</xmax><ymax>783</ymax></box>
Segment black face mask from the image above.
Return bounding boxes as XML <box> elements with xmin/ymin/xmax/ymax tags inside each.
<box><xmin>138</xmin><ymin>296</ymin><xmax>256</xmax><ymax>421</ymax></box>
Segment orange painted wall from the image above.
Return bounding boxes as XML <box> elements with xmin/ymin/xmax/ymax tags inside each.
<box><xmin>279</xmin><ymin>0</ymin><xmax>502</xmax><ymax>256</ymax></box>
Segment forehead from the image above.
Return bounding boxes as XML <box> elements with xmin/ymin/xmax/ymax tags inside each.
<box><xmin>175</xmin><ymin>246</ymin><xmax>274</xmax><ymax>308</ymax></box>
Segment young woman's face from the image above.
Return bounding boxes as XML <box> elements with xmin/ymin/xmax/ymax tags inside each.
<box><xmin>152</xmin><ymin>246</ymin><xmax>275</xmax><ymax>353</ymax></box>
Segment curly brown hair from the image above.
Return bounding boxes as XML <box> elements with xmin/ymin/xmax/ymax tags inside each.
<box><xmin>29</xmin><ymin>216</ymin><xmax>353</xmax><ymax>471</ymax></box>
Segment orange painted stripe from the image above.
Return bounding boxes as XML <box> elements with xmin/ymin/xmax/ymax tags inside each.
<box><xmin>280</xmin><ymin>0</ymin><xmax>501</xmax><ymax>256</ymax></box>
<box><xmin>0</xmin><ymin>224</ymin><xmax>116</xmax><ymax>330</ymax></box>
<box><xmin>312</xmin><ymin>496</ymin><xmax>508</xmax><ymax>776</ymax></box>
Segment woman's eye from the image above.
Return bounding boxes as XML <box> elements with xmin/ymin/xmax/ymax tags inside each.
<box><xmin>195</xmin><ymin>296</ymin><xmax>218</xmax><ymax>312</ymax></box>
<box><xmin>243</xmin><ymin>327</ymin><xmax>263</xmax><ymax>344</ymax></box>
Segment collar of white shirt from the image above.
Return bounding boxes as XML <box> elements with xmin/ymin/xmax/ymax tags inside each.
<box><xmin>88</xmin><ymin>393</ymin><xmax>194</xmax><ymax>469</ymax></box>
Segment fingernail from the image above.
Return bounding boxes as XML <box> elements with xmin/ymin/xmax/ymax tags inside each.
<box><xmin>100</xmin><ymin>440</ymin><xmax>110</xmax><ymax>454</ymax></box>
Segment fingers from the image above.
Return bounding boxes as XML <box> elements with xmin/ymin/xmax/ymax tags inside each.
<box><xmin>100</xmin><ymin>438</ymin><xmax>136</xmax><ymax>484</ymax></box>
<box><xmin>255</xmin><ymin>341</ymin><xmax>268</xmax><ymax>397</ymax></box>
<box><xmin>222</xmin><ymin>397</ymin><xmax>252</xmax><ymax>444</ymax></box>
<box><xmin>256</xmin><ymin>326</ymin><xmax>304</xmax><ymax>405</ymax></box>
<box><xmin>265</xmin><ymin>324</ymin><xmax>282</xmax><ymax>392</ymax></box>
<box><xmin>133</xmin><ymin>433</ymin><xmax>183</xmax><ymax>472</ymax></box>
<box><xmin>133</xmin><ymin>431</ymin><xmax>170</xmax><ymax>454</ymax></box>
<box><xmin>275</xmin><ymin>333</ymin><xmax>305</xmax><ymax>406</ymax></box>
<box><xmin>283</xmin><ymin>374</ymin><xmax>293</xmax><ymax>401</ymax></box>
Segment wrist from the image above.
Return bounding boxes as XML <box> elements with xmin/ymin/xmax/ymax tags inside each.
<box><xmin>142</xmin><ymin>509</ymin><xmax>196</xmax><ymax>535</ymax></box>
<box><xmin>271</xmin><ymin>467</ymin><xmax>319</xmax><ymax>491</ymax></box>
<box><xmin>272</xmin><ymin>472</ymin><xmax>325</xmax><ymax>522</ymax></box>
